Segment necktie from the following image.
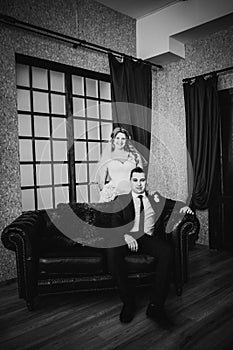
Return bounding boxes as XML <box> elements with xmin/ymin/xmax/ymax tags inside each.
<box><xmin>138</xmin><ymin>195</ymin><xmax>145</xmax><ymax>233</ymax></box>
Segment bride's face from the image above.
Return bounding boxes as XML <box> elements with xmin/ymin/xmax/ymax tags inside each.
<box><xmin>113</xmin><ymin>132</ymin><xmax>127</xmax><ymax>150</ymax></box>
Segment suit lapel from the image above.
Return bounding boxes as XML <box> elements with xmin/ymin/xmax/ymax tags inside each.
<box><xmin>148</xmin><ymin>193</ymin><xmax>158</xmax><ymax>211</ymax></box>
<box><xmin>147</xmin><ymin>193</ymin><xmax>165</xmax><ymax>224</ymax></box>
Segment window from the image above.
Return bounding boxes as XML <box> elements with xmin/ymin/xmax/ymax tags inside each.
<box><xmin>16</xmin><ymin>55</ymin><xmax>112</xmax><ymax>210</ymax></box>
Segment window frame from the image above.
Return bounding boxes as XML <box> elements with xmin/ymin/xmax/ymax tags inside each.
<box><xmin>16</xmin><ymin>54</ymin><xmax>112</xmax><ymax>210</ymax></box>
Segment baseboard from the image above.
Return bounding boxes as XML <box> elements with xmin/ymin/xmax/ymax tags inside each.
<box><xmin>0</xmin><ymin>277</ymin><xmax>17</xmax><ymax>287</ymax></box>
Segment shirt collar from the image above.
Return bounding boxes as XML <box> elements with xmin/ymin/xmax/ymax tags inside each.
<box><xmin>132</xmin><ymin>191</ymin><xmax>146</xmax><ymax>199</ymax></box>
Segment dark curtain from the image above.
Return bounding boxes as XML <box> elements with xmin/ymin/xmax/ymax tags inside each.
<box><xmin>108</xmin><ymin>53</ymin><xmax>152</xmax><ymax>163</ymax></box>
<box><xmin>209</xmin><ymin>89</ymin><xmax>233</xmax><ymax>250</ymax></box>
<box><xmin>183</xmin><ymin>74</ymin><xmax>220</xmax><ymax>210</ymax></box>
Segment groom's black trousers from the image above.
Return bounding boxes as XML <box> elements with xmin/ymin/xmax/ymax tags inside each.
<box><xmin>107</xmin><ymin>233</ymin><xmax>173</xmax><ymax>307</ymax></box>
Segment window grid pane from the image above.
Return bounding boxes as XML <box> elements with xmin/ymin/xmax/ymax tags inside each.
<box><xmin>75</xmin><ymin>163</ymin><xmax>87</xmax><ymax>183</ymax></box>
<box><xmin>37</xmin><ymin>187</ymin><xmax>53</xmax><ymax>209</ymax></box>
<box><xmin>86</xmin><ymin>78</ymin><xmax>98</xmax><ymax>98</ymax></box>
<box><xmin>17</xmin><ymin>60</ymin><xmax>112</xmax><ymax>210</ymax></box>
<box><xmin>18</xmin><ymin>114</ymin><xmax>32</xmax><ymax>136</ymax></box>
<box><xmin>17</xmin><ymin>89</ymin><xmax>31</xmax><ymax>111</ymax></box>
<box><xmin>99</xmin><ymin>81</ymin><xmax>111</xmax><ymax>100</ymax></box>
<box><xmin>51</xmin><ymin>94</ymin><xmax>66</xmax><ymax>115</ymax></box>
<box><xmin>55</xmin><ymin>186</ymin><xmax>69</xmax><ymax>206</ymax></box>
<box><xmin>52</xmin><ymin>117</ymin><xmax>67</xmax><ymax>139</ymax></box>
<box><xmin>53</xmin><ymin>164</ymin><xmax>68</xmax><ymax>184</ymax></box>
<box><xmin>21</xmin><ymin>189</ymin><xmax>35</xmax><ymax>211</ymax></box>
<box><xmin>32</xmin><ymin>67</ymin><xmax>48</xmax><ymax>89</ymax></box>
<box><xmin>76</xmin><ymin>185</ymin><xmax>88</xmax><ymax>203</ymax></box>
<box><xmin>16</xmin><ymin>64</ymin><xmax>30</xmax><ymax>87</ymax></box>
<box><xmin>73</xmin><ymin>119</ymin><xmax>86</xmax><ymax>139</ymax></box>
<box><xmin>50</xmin><ymin>71</ymin><xmax>65</xmax><ymax>92</ymax></box>
<box><xmin>36</xmin><ymin>164</ymin><xmax>52</xmax><ymax>186</ymax></box>
<box><xmin>72</xmin><ymin>75</ymin><xmax>84</xmax><ymax>95</ymax></box>
<box><xmin>20</xmin><ymin>164</ymin><xmax>34</xmax><ymax>187</ymax></box>
<box><xmin>33</xmin><ymin>91</ymin><xmax>49</xmax><ymax>113</ymax></box>
<box><xmin>34</xmin><ymin>115</ymin><xmax>50</xmax><ymax>137</ymax></box>
<box><xmin>73</xmin><ymin>97</ymin><xmax>85</xmax><ymax>117</ymax></box>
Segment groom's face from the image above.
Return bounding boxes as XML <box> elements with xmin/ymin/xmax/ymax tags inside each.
<box><xmin>131</xmin><ymin>172</ymin><xmax>146</xmax><ymax>194</ymax></box>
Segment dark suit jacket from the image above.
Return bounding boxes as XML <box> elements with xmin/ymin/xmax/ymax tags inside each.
<box><xmin>112</xmin><ymin>191</ymin><xmax>185</xmax><ymax>241</ymax></box>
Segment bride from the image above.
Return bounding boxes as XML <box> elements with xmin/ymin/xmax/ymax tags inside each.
<box><xmin>95</xmin><ymin>127</ymin><xmax>146</xmax><ymax>202</ymax></box>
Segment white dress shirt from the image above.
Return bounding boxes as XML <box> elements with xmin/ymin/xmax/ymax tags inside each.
<box><xmin>130</xmin><ymin>192</ymin><xmax>156</xmax><ymax>235</ymax></box>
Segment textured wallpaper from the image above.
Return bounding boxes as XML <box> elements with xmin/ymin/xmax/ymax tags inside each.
<box><xmin>0</xmin><ymin>0</ymin><xmax>136</xmax><ymax>282</ymax></box>
<box><xmin>149</xmin><ymin>25</ymin><xmax>233</xmax><ymax>246</ymax></box>
<box><xmin>1</xmin><ymin>0</ymin><xmax>233</xmax><ymax>281</ymax></box>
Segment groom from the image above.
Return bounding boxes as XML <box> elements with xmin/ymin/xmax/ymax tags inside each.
<box><xmin>107</xmin><ymin>167</ymin><xmax>193</xmax><ymax>329</ymax></box>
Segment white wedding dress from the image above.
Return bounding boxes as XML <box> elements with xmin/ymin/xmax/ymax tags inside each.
<box><xmin>99</xmin><ymin>157</ymin><xmax>138</xmax><ymax>202</ymax></box>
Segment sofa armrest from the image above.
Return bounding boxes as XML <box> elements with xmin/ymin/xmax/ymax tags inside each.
<box><xmin>157</xmin><ymin>210</ymin><xmax>199</xmax><ymax>295</ymax></box>
<box><xmin>1</xmin><ymin>210</ymin><xmax>45</xmax><ymax>306</ymax></box>
<box><xmin>1</xmin><ymin>210</ymin><xmax>43</xmax><ymax>252</ymax></box>
<box><xmin>171</xmin><ymin>213</ymin><xmax>200</xmax><ymax>242</ymax></box>
<box><xmin>169</xmin><ymin>213</ymin><xmax>200</xmax><ymax>290</ymax></box>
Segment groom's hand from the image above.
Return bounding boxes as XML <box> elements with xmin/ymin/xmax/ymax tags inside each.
<box><xmin>179</xmin><ymin>206</ymin><xmax>194</xmax><ymax>215</ymax></box>
<box><xmin>124</xmin><ymin>234</ymin><xmax>138</xmax><ymax>252</ymax></box>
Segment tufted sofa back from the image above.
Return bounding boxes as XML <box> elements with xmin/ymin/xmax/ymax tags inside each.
<box><xmin>39</xmin><ymin>201</ymin><xmax>117</xmax><ymax>249</ymax></box>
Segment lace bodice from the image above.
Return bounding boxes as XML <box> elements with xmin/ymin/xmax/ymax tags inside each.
<box><xmin>98</xmin><ymin>151</ymin><xmax>142</xmax><ymax>202</ymax></box>
<box><xmin>108</xmin><ymin>158</ymin><xmax>136</xmax><ymax>182</ymax></box>
<box><xmin>103</xmin><ymin>157</ymin><xmax>137</xmax><ymax>198</ymax></box>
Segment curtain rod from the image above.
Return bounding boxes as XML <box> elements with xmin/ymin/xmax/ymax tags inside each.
<box><xmin>183</xmin><ymin>65</ymin><xmax>233</xmax><ymax>82</ymax></box>
<box><xmin>0</xmin><ymin>13</ymin><xmax>162</xmax><ymax>70</ymax></box>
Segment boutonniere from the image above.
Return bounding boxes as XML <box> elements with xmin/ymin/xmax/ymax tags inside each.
<box><xmin>147</xmin><ymin>190</ymin><xmax>160</xmax><ymax>203</ymax></box>
<box><xmin>153</xmin><ymin>193</ymin><xmax>160</xmax><ymax>202</ymax></box>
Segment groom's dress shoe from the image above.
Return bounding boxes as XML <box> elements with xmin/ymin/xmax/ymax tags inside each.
<box><xmin>120</xmin><ymin>302</ymin><xmax>136</xmax><ymax>323</ymax></box>
<box><xmin>146</xmin><ymin>304</ymin><xmax>174</xmax><ymax>330</ymax></box>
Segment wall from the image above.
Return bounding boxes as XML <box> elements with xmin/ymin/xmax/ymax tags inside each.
<box><xmin>1</xmin><ymin>1</ymin><xmax>233</xmax><ymax>282</ymax></box>
<box><xmin>0</xmin><ymin>0</ymin><xmax>136</xmax><ymax>282</ymax></box>
<box><xmin>148</xmin><ymin>24</ymin><xmax>233</xmax><ymax>245</ymax></box>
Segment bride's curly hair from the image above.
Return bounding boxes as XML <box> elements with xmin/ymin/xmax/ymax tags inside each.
<box><xmin>110</xmin><ymin>127</ymin><xmax>141</xmax><ymax>165</ymax></box>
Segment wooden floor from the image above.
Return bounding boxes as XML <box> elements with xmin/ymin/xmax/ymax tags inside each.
<box><xmin>1</xmin><ymin>244</ymin><xmax>233</xmax><ymax>350</ymax></box>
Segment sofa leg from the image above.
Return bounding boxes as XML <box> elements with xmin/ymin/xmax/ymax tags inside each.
<box><xmin>26</xmin><ymin>299</ymin><xmax>34</xmax><ymax>311</ymax></box>
<box><xmin>176</xmin><ymin>286</ymin><xmax>183</xmax><ymax>296</ymax></box>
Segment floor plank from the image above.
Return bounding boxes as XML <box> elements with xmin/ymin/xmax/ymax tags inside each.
<box><xmin>1</xmin><ymin>244</ymin><xmax>233</xmax><ymax>350</ymax></box>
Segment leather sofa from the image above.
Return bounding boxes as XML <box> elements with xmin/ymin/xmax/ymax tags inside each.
<box><xmin>1</xmin><ymin>201</ymin><xmax>200</xmax><ymax>310</ymax></box>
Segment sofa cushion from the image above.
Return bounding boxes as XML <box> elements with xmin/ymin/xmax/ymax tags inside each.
<box><xmin>40</xmin><ymin>243</ymin><xmax>100</xmax><ymax>257</ymax></box>
<box><xmin>39</xmin><ymin>246</ymin><xmax>105</xmax><ymax>275</ymax></box>
<box><xmin>125</xmin><ymin>254</ymin><xmax>157</xmax><ymax>273</ymax></box>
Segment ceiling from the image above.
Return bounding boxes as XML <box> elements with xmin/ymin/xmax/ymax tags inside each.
<box><xmin>95</xmin><ymin>0</ymin><xmax>233</xmax><ymax>64</ymax></box>
<box><xmin>95</xmin><ymin>0</ymin><xmax>183</xmax><ymax>19</ymax></box>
